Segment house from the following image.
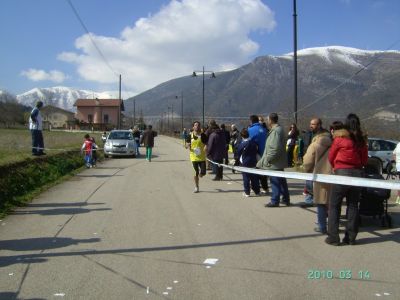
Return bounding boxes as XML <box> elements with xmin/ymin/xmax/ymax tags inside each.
<box><xmin>41</xmin><ymin>105</ymin><xmax>75</xmax><ymax>129</ymax></box>
<box><xmin>74</xmin><ymin>98</ymin><xmax>124</xmax><ymax>130</ymax></box>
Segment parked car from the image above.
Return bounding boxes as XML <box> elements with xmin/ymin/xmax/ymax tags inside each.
<box><xmin>104</xmin><ymin>130</ymin><xmax>137</xmax><ymax>158</ymax></box>
<box><xmin>368</xmin><ymin>138</ymin><xmax>399</xmax><ymax>171</ymax></box>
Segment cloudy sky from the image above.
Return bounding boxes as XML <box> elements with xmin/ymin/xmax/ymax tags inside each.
<box><xmin>1</xmin><ymin>0</ymin><xmax>399</xmax><ymax>97</ymax></box>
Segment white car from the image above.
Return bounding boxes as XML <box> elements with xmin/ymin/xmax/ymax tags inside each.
<box><xmin>104</xmin><ymin>130</ymin><xmax>137</xmax><ymax>158</ymax></box>
<box><xmin>368</xmin><ymin>138</ymin><xmax>399</xmax><ymax>171</ymax></box>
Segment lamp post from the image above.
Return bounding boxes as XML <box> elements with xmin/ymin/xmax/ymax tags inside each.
<box><xmin>293</xmin><ymin>0</ymin><xmax>298</xmax><ymax>124</ymax></box>
<box><xmin>192</xmin><ymin>66</ymin><xmax>216</xmax><ymax>127</ymax></box>
<box><xmin>167</xmin><ymin>106</ymin><xmax>171</xmax><ymax>133</ymax></box>
<box><xmin>176</xmin><ymin>92</ymin><xmax>183</xmax><ymax>133</ymax></box>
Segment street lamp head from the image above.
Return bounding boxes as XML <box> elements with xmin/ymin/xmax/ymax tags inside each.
<box><xmin>192</xmin><ymin>71</ymin><xmax>197</xmax><ymax>77</ymax></box>
<box><xmin>211</xmin><ymin>72</ymin><xmax>216</xmax><ymax>78</ymax></box>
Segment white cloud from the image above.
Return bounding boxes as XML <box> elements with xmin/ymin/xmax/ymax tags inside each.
<box><xmin>21</xmin><ymin>69</ymin><xmax>66</xmax><ymax>83</ymax></box>
<box><xmin>58</xmin><ymin>0</ymin><xmax>276</xmax><ymax>94</ymax></box>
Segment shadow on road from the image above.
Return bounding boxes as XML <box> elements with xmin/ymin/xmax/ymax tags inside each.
<box><xmin>11</xmin><ymin>207</ymin><xmax>111</xmax><ymax>216</ymax></box>
<box><xmin>26</xmin><ymin>202</ymin><xmax>105</xmax><ymax>208</ymax></box>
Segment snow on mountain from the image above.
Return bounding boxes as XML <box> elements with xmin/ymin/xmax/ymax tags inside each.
<box><xmin>16</xmin><ymin>86</ymin><xmax>115</xmax><ymax>111</ymax></box>
<box><xmin>280</xmin><ymin>46</ymin><xmax>400</xmax><ymax>68</ymax></box>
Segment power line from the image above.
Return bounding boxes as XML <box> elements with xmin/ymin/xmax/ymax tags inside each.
<box><xmin>65</xmin><ymin>0</ymin><xmax>119</xmax><ymax>78</ymax></box>
<box><xmin>296</xmin><ymin>38</ymin><xmax>400</xmax><ymax>114</ymax></box>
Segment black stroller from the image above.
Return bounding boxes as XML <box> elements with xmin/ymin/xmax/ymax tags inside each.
<box><xmin>358</xmin><ymin>157</ymin><xmax>392</xmax><ymax>227</ymax></box>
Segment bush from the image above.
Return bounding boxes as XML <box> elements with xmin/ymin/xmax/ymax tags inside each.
<box><xmin>0</xmin><ymin>151</ymin><xmax>84</xmax><ymax>214</ymax></box>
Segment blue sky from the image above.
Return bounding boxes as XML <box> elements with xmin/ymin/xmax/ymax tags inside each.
<box><xmin>1</xmin><ymin>0</ymin><xmax>399</xmax><ymax>97</ymax></box>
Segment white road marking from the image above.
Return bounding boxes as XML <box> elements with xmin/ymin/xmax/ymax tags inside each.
<box><xmin>203</xmin><ymin>258</ymin><xmax>219</xmax><ymax>265</ymax></box>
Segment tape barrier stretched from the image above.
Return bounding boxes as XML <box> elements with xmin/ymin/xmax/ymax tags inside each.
<box><xmin>207</xmin><ymin>159</ymin><xmax>400</xmax><ymax>190</ymax></box>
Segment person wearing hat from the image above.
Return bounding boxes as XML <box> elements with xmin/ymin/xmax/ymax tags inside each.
<box><xmin>29</xmin><ymin>100</ymin><xmax>45</xmax><ymax>156</ymax></box>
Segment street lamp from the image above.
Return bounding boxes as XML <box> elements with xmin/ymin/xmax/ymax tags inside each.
<box><xmin>176</xmin><ymin>92</ymin><xmax>183</xmax><ymax>133</ymax></box>
<box><xmin>192</xmin><ymin>66</ymin><xmax>216</xmax><ymax>127</ymax></box>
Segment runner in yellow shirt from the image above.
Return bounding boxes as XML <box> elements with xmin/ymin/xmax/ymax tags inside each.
<box><xmin>186</xmin><ymin>121</ymin><xmax>208</xmax><ymax>193</ymax></box>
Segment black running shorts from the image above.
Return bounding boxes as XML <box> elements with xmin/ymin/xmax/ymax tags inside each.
<box><xmin>192</xmin><ymin>161</ymin><xmax>206</xmax><ymax>176</ymax></box>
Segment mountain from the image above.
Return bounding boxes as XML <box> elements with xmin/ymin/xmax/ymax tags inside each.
<box><xmin>0</xmin><ymin>89</ymin><xmax>30</xmax><ymax>126</ymax></box>
<box><xmin>16</xmin><ymin>87</ymin><xmax>115</xmax><ymax>111</ymax></box>
<box><xmin>124</xmin><ymin>46</ymin><xmax>400</xmax><ymax>136</ymax></box>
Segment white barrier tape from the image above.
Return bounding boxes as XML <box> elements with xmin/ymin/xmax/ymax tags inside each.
<box><xmin>207</xmin><ymin>159</ymin><xmax>400</xmax><ymax>190</ymax></box>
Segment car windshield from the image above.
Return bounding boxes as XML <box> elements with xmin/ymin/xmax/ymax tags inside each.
<box><xmin>108</xmin><ymin>131</ymin><xmax>133</xmax><ymax>140</ymax></box>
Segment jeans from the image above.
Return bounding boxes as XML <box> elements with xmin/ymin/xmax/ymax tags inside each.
<box><xmin>270</xmin><ymin>174</ymin><xmax>290</xmax><ymax>204</ymax></box>
<box><xmin>31</xmin><ymin>129</ymin><xmax>44</xmax><ymax>154</ymax></box>
<box><xmin>305</xmin><ymin>180</ymin><xmax>314</xmax><ymax>204</ymax></box>
<box><xmin>242</xmin><ymin>172</ymin><xmax>260</xmax><ymax>195</ymax></box>
<box><xmin>316</xmin><ymin>204</ymin><xmax>327</xmax><ymax>231</ymax></box>
<box><xmin>259</xmin><ymin>175</ymin><xmax>269</xmax><ymax>191</ymax></box>
<box><xmin>327</xmin><ymin>168</ymin><xmax>363</xmax><ymax>242</ymax></box>
<box><xmin>135</xmin><ymin>139</ymin><xmax>140</xmax><ymax>155</ymax></box>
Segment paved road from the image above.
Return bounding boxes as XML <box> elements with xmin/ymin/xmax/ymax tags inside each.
<box><xmin>1</xmin><ymin>136</ymin><xmax>400</xmax><ymax>299</ymax></box>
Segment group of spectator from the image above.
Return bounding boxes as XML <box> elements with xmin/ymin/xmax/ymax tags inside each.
<box><xmin>186</xmin><ymin>112</ymin><xmax>372</xmax><ymax>246</ymax></box>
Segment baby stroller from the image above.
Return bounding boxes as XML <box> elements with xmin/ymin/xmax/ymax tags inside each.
<box><xmin>359</xmin><ymin>157</ymin><xmax>392</xmax><ymax>227</ymax></box>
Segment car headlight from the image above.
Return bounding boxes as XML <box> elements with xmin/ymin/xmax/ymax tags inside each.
<box><xmin>105</xmin><ymin>142</ymin><xmax>110</xmax><ymax>147</ymax></box>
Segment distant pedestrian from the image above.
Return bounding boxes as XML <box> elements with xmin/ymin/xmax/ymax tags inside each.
<box><xmin>230</xmin><ymin>124</ymin><xmax>242</xmax><ymax>173</ymax></box>
<box><xmin>29</xmin><ymin>101</ymin><xmax>45</xmax><ymax>156</ymax></box>
<box><xmin>182</xmin><ymin>128</ymin><xmax>188</xmax><ymax>147</ymax></box>
<box><xmin>220</xmin><ymin>124</ymin><xmax>231</xmax><ymax>165</ymax></box>
<box><xmin>235</xmin><ymin>128</ymin><xmax>260</xmax><ymax>197</ymax></box>
<box><xmin>257</xmin><ymin>113</ymin><xmax>290</xmax><ymax>207</ymax></box>
<box><xmin>186</xmin><ymin>121</ymin><xmax>208</xmax><ymax>193</ymax></box>
<box><xmin>89</xmin><ymin>137</ymin><xmax>98</xmax><ymax>167</ymax></box>
<box><xmin>326</xmin><ymin>113</ymin><xmax>368</xmax><ymax>246</ymax></box>
<box><xmin>81</xmin><ymin>134</ymin><xmax>94</xmax><ymax>168</ymax></box>
<box><xmin>141</xmin><ymin>125</ymin><xmax>157</xmax><ymax>162</ymax></box>
<box><xmin>132</xmin><ymin>126</ymin><xmax>141</xmax><ymax>156</ymax></box>
<box><xmin>287</xmin><ymin>123</ymin><xmax>299</xmax><ymax>167</ymax></box>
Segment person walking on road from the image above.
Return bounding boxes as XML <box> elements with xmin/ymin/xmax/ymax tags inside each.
<box><xmin>29</xmin><ymin>100</ymin><xmax>45</xmax><ymax>156</ymax></box>
<box><xmin>302</xmin><ymin>118</ymin><xmax>333</xmax><ymax>234</ymax></box>
<box><xmin>141</xmin><ymin>125</ymin><xmax>157</xmax><ymax>162</ymax></box>
<box><xmin>257</xmin><ymin>113</ymin><xmax>290</xmax><ymax>207</ymax></box>
<box><xmin>326</xmin><ymin>113</ymin><xmax>368</xmax><ymax>246</ymax></box>
<box><xmin>186</xmin><ymin>121</ymin><xmax>208</xmax><ymax>193</ymax></box>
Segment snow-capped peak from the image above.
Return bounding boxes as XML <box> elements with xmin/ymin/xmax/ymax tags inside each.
<box><xmin>16</xmin><ymin>86</ymin><xmax>116</xmax><ymax>111</ymax></box>
<box><xmin>280</xmin><ymin>46</ymin><xmax>399</xmax><ymax>67</ymax></box>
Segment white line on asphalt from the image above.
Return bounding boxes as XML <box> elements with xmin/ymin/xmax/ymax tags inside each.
<box><xmin>146</xmin><ymin>287</ymin><xmax>149</xmax><ymax>294</ymax></box>
<box><xmin>173</xmin><ymin>280</ymin><xmax>179</xmax><ymax>284</ymax></box>
<box><xmin>8</xmin><ymin>273</ymin><xmax>14</xmax><ymax>276</ymax></box>
<box><xmin>163</xmin><ymin>292</ymin><xmax>169</xmax><ymax>295</ymax></box>
<box><xmin>54</xmin><ymin>293</ymin><xmax>65</xmax><ymax>297</ymax></box>
<box><xmin>167</xmin><ymin>287</ymin><xmax>172</xmax><ymax>290</ymax></box>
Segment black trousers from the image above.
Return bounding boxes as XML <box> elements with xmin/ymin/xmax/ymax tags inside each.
<box><xmin>31</xmin><ymin>129</ymin><xmax>44</xmax><ymax>154</ymax></box>
<box><xmin>327</xmin><ymin>168</ymin><xmax>363</xmax><ymax>242</ymax></box>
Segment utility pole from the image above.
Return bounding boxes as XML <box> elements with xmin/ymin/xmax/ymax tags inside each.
<box><xmin>118</xmin><ymin>74</ymin><xmax>122</xmax><ymax>129</ymax></box>
<box><xmin>293</xmin><ymin>0</ymin><xmax>298</xmax><ymax>124</ymax></box>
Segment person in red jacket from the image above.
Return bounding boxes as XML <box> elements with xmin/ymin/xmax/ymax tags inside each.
<box><xmin>325</xmin><ymin>113</ymin><xmax>368</xmax><ymax>246</ymax></box>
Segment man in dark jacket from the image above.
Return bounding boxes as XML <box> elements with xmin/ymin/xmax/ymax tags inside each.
<box><xmin>207</xmin><ymin>123</ymin><xmax>227</xmax><ymax>180</ymax></box>
<box><xmin>220</xmin><ymin>124</ymin><xmax>231</xmax><ymax>164</ymax></box>
<box><xmin>141</xmin><ymin>125</ymin><xmax>157</xmax><ymax>162</ymax></box>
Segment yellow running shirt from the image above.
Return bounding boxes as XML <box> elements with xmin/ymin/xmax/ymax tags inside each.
<box><xmin>190</xmin><ymin>132</ymin><xmax>206</xmax><ymax>162</ymax></box>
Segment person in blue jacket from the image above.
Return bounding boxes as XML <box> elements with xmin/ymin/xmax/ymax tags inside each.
<box><xmin>235</xmin><ymin>128</ymin><xmax>260</xmax><ymax>197</ymax></box>
<box><xmin>248</xmin><ymin>115</ymin><xmax>269</xmax><ymax>193</ymax></box>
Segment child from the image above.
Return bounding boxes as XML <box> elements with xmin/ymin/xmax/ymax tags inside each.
<box><xmin>90</xmin><ymin>137</ymin><xmax>98</xmax><ymax>167</ymax></box>
<box><xmin>81</xmin><ymin>134</ymin><xmax>93</xmax><ymax>168</ymax></box>
<box><xmin>234</xmin><ymin>128</ymin><xmax>260</xmax><ymax>197</ymax></box>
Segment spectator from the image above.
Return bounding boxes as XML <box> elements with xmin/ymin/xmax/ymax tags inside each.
<box><xmin>326</xmin><ymin>113</ymin><xmax>368</xmax><ymax>246</ymax></box>
<box><xmin>207</xmin><ymin>123</ymin><xmax>226</xmax><ymax>181</ymax></box>
<box><xmin>257</xmin><ymin>113</ymin><xmax>290</xmax><ymax>207</ymax></box>
<box><xmin>302</xmin><ymin>118</ymin><xmax>333</xmax><ymax>234</ymax></box>
<box><xmin>235</xmin><ymin>128</ymin><xmax>260</xmax><ymax>197</ymax></box>
<box><xmin>29</xmin><ymin>101</ymin><xmax>45</xmax><ymax>156</ymax></box>
<box><xmin>287</xmin><ymin>123</ymin><xmax>299</xmax><ymax>167</ymax></box>
<box><xmin>81</xmin><ymin>134</ymin><xmax>94</xmax><ymax>168</ymax></box>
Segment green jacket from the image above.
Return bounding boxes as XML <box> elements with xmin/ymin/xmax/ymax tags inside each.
<box><xmin>256</xmin><ymin>124</ymin><xmax>287</xmax><ymax>170</ymax></box>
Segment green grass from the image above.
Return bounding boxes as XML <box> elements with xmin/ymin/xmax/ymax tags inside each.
<box><xmin>0</xmin><ymin>129</ymin><xmax>102</xmax><ymax>165</ymax></box>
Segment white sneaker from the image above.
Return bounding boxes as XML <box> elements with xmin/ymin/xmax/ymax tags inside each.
<box><xmin>193</xmin><ymin>187</ymin><xmax>199</xmax><ymax>193</ymax></box>
<box><xmin>242</xmin><ymin>193</ymin><xmax>250</xmax><ymax>198</ymax></box>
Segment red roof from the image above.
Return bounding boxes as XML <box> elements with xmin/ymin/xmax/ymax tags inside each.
<box><xmin>74</xmin><ymin>99</ymin><xmax>122</xmax><ymax>107</ymax></box>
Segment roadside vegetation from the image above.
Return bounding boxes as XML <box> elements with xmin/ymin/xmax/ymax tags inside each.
<box><xmin>0</xmin><ymin>128</ymin><xmax>103</xmax><ymax>216</ymax></box>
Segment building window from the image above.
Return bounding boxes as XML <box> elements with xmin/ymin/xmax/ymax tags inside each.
<box><xmin>104</xmin><ymin>114</ymin><xmax>109</xmax><ymax>123</ymax></box>
<box><xmin>88</xmin><ymin>114</ymin><xmax>93</xmax><ymax>123</ymax></box>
